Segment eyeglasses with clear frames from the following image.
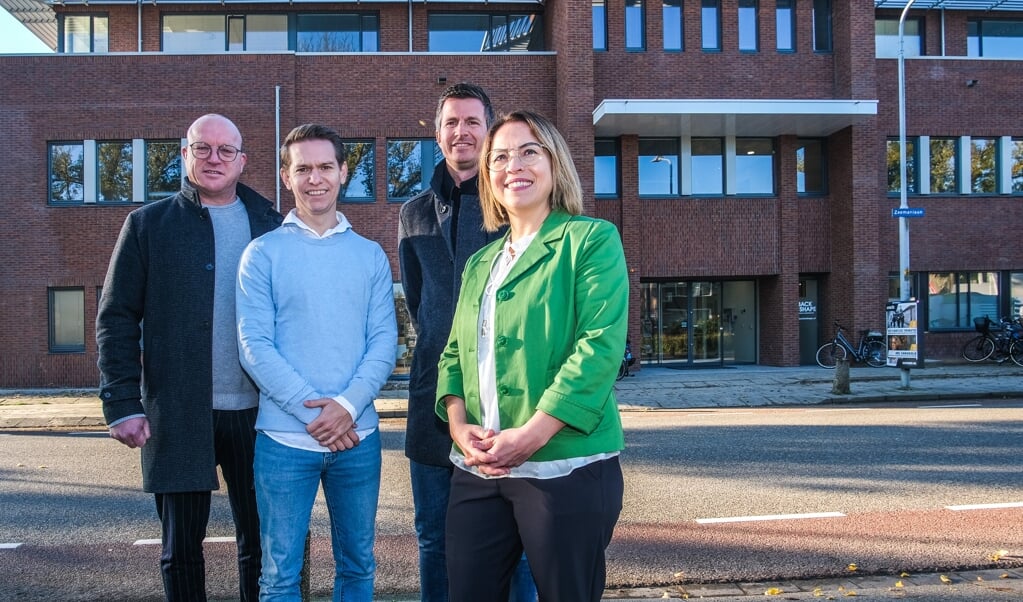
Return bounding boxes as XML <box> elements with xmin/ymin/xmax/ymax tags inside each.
<box><xmin>189</xmin><ymin>142</ymin><xmax>242</xmax><ymax>162</ymax></box>
<box><xmin>486</xmin><ymin>143</ymin><xmax>548</xmax><ymax>171</ymax></box>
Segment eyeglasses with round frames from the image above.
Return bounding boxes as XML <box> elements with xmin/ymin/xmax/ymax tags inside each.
<box><xmin>189</xmin><ymin>142</ymin><xmax>242</xmax><ymax>162</ymax></box>
<box><xmin>486</xmin><ymin>143</ymin><xmax>548</xmax><ymax>171</ymax></box>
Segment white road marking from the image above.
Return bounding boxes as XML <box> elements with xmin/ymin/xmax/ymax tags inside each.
<box><xmin>918</xmin><ymin>404</ymin><xmax>983</xmax><ymax>409</ymax></box>
<box><xmin>804</xmin><ymin>408</ymin><xmax>872</xmax><ymax>413</ymax></box>
<box><xmin>946</xmin><ymin>501</ymin><xmax>1023</xmax><ymax>511</ymax></box>
<box><xmin>134</xmin><ymin>536</ymin><xmax>236</xmax><ymax>546</ymax></box>
<box><xmin>0</xmin><ymin>543</ymin><xmax>23</xmax><ymax>549</ymax></box>
<box><xmin>695</xmin><ymin>512</ymin><xmax>846</xmax><ymax>524</ymax></box>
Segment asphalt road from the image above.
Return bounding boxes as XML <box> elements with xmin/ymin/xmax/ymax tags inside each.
<box><xmin>1</xmin><ymin>399</ymin><xmax>1021</xmax><ymax>600</ymax></box>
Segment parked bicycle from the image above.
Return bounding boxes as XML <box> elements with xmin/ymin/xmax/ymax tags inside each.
<box><xmin>816</xmin><ymin>321</ymin><xmax>887</xmax><ymax>368</ymax></box>
<box><xmin>617</xmin><ymin>339</ymin><xmax>636</xmax><ymax>381</ymax></box>
<box><xmin>961</xmin><ymin>316</ymin><xmax>1023</xmax><ymax>366</ymax></box>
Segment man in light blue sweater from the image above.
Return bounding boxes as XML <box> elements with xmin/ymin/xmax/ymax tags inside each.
<box><xmin>236</xmin><ymin>123</ymin><xmax>397</xmax><ymax>602</ymax></box>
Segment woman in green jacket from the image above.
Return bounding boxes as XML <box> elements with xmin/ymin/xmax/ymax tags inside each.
<box><xmin>436</xmin><ymin>110</ymin><xmax>628</xmax><ymax>601</ymax></box>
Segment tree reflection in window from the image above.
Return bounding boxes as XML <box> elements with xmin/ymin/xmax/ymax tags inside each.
<box><xmin>341</xmin><ymin>140</ymin><xmax>375</xmax><ymax>201</ymax></box>
<box><xmin>146</xmin><ymin>141</ymin><xmax>181</xmax><ymax>202</ymax></box>
<box><xmin>98</xmin><ymin>141</ymin><xmax>133</xmax><ymax>203</ymax></box>
<box><xmin>50</xmin><ymin>143</ymin><xmax>85</xmax><ymax>203</ymax></box>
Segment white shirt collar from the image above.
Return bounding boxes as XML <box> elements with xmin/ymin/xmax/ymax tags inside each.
<box><xmin>283</xmin><ymin>209</ymin><xmax>352</xmax><ymax>239</ymax></box>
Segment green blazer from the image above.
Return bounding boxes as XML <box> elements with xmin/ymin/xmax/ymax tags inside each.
<box><xmin>436</xmin><ymin>210</ymin><xmax>628</xmax><ymax>462</ymax></box>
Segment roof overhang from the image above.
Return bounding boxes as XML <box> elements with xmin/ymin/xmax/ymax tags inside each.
<box><xmin>593</xmin><ymin>99</ymin><xmax>879</xmax><ymax>138</ymax></box>
<box><xmin>875</xmin><ymin>0</ymin><xmax>1023</xmax><ymax>11</ymax></box>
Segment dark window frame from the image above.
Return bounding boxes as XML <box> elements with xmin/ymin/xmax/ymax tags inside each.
<box><xmin>58</xmin><ymin>13</ymin><xmax>109</xmax><ymax>53</ymax></box>
<box><xmin>48</xmin><ymin>287</ymin><xmax>86</xmax><ymax>353</ymax></box>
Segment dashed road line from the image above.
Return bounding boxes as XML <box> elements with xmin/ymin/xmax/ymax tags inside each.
<box><xmin>695</xmin><ymin>511</ymin><xmax>846</xmax><ymax>524</ymax></box>
<box><xmin>946</xmin><ymin>501</ymin><xmax>1023</xmax><ymax>511</ymax></box>
<box><xmin>918</xmin><ymin>403</ymin><xmax>983</xmax><ymax>409</ymax></box>
<box><xmin>0</xmin><ymin>543</ymin><xmax>24</xmax><ymax>549</ymax></box>
<box><xmin>135</xmin><ymin>536</ymin><xmax>237</xmax><ymax>545</ymax></box>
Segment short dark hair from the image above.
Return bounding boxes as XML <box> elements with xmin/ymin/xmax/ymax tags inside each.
<box><xmin>434</xmin><ymin>82</ymin><xmax>495</xmax><ymax>131</ymax></box>
<box><xmin>280</xmin><ymin>123</ymin><xmax>346</xmax><ymax>169</ymax></box>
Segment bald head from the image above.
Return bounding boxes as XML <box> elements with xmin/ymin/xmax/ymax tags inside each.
<box><xmin>183</xmin><ymin>113</ymin><xmax>248</xmax><ymax>206</ymax></box>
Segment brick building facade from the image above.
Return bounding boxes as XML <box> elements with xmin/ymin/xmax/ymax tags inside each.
<box><xmin>1</xmin><ymin>0</ymin><xmax>1021</xmax><ymax>386</ymax></box>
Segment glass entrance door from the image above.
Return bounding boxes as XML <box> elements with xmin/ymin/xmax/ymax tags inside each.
<box><xmin>641</xmin><ymin>281</ymin><xmax>723</xmax><ymax>365</ymax></box>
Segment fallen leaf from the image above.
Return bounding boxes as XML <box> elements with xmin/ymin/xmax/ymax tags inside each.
<box><xmin>843</xmin><ymin>592</ymin><xmax>857</xmax><ymax>597</ymax></box>
<box><xmin>900</xmin><ymin>572</ymin><xmax>910</xmax><ymax>577</ymax></box>
<box><xmin>976</xmin><ymin>576</ymin><xmax>984</xmax><ymax>581</ymax></box>
<box><xmin>673</xmin><ymin>571</ymin><xmax>686</xmax><ymax>578</ymax></box>
<box><xmin>894</xmin><ymin>581</ymin><xmax>904</xmax><ymax>588</ymax></box>
<box><xmin>812</xmin><ymin>586</ymin><xmax>824</xmax><ymax>597</ymax></box>
<box><xmin>764</xmin><ymin>587</ymin><xmax>784</xmax><ymax>595</ymax></box>
<box><xmin>660</xmin><ymin>593</ymin><xmax>671</xmax><ymax>599</ymax></box>
<box><xmin>1000</xmin><ymin>573</ymin><xmax>1009</xmax><ymax>579</ymax></box>
<box><xmin>939</xmin><ymin>574</ymin><xmax>952</xmax><ymax>584</ymax></box>
<box><xmin>847</xmin><ymin>563</ymin><xmax>858</xmax><ymax>572</ymax></box>
<box><xmin>989</xmin><ymin>549</ymin><xmax>1009</xmax><ymax>561</ymax></box>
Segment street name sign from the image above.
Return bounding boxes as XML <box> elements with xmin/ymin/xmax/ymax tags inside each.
<box><xmin>892</xmin><ymin>207</ymin><xmax>925</xmax><ymax>218</ymax></box>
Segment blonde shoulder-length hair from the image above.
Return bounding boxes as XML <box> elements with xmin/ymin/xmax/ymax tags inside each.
<box><xmin>478</xmin><ymin>110</ymin><xmax>584</xmax><ymax>232</ymax></box>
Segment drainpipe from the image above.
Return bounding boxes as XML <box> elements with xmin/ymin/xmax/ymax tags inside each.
<box><xmin>275</xmin><ymin>85</ymin><xmax>281</xmax><ymax>212</ymax></box>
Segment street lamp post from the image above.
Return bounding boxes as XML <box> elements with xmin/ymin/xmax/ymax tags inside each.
<box><xmin>651</xmin><ymin>155</ymin><xmax>674</xmax><ymax>195</ymax></box>
<box><xmin>898</xmin><ymin>0</ymin><xmax>916</xmax><ymax>388</ymax></box>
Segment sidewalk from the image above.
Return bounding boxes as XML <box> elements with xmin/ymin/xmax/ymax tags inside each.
<box><xmin>2</xmin><ymin>361</ymin><xmax>1021</xmax><ymax>429</ymax></box>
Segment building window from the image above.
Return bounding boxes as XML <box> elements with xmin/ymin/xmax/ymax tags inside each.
<box><xmin>593</xmin><ymin>0</ymin><xmax>607</xmax><ymax>50</ymax></box>
<box><xmin>876</xmin><ymin>17</ymin><xmax>922</xmax><ymax>58</ymax></box>
<box><xmin>387</xmin><ymin>139</ymin><xmax>439</xmax><ymax>200</ymax></box>
<box><xmin>812</xmin><ymin>0</ymin><xmax>832</xmax><ymax>52</ymax></box>
<box><xmin>428</xmin><ymin>14</ymin><xmax>543</xmax><ymax>52</ymax></box>
<box><xmin>50</xmin><ymin>142</ymin><xmax>85</xmax><ymax>203</ymax></box>
<box><xmin>663</xmin><ymin>0</ymin><xmax>683</xmax><ymax>51</ymax></box>
<box><xmin>1013</xmin><ymin>138</ymin><xmax>1023</xmax><ymax>193</ymax></box>
<box><xmin>146</xmin><ymin>141</ymin><xmax>182</xmax><ymax>202</ymax></box>
<box><xmin>639</xmin><ymin>139</ymin><xmax>679</xmax><ymax>196</ymax></box>
<box><xmin>297</xmin><ymin>14</ymin><xmax>378</xmax><ymax>52</ymax></box>
<box><xmin>735</xmin><ymin>138</ymin><xmax>774</xmax><ymax>195</ymax></box>
<box><xmin>796</xmin><ymin>138</ymin><xmax>826</xmax><ymax>194</ymax></box>
<box><xmin>1011</xmin><ymin>272</ymin><xmax>1023</xmax><ymax>319</ymax></box>
<box><xmin>738</xmin><ymin>0</ymin><xmax>758</xmax><ymax>52</ymax></box>
<box><xmin>163</xmin><ymin>15</ymin><xmax>230</xmax><ymax>52</ymax></box>
<box><xmin>97</xmin><ymin>141</ymin><xmax>133</xmax><ymax>203</ymax></box>
<box><xmin>594</xmin><ymin>139</ymin><xmax>619</xmax><ymax>197</ymax></box>
<box><xmin>776</xmin><ymin>0</ymin><xmax>795</xmax><ymax>52</ymax></box>
<box><xmin>927</xmin><ymin>271</ymin><xmax>998</xmax><ymax>330</ymax></box>
<box><xmin>930</xmin><ymin>137</ymin><xmax>957</xmax><ymax>194</ymax></box>
<box><xmin>970</xmin><ymin>137</ymin><xmax>997</xmax><ymax>194</ymax></box>
<box><xmin>701</xmin><ymin>0</ymin><xmax>721</xmax><ymax>51</ymax></box>
<box><xmin>968</xmin><ymin>19</ymin><xmax>1023</xmax><ymax>58</ymax></box>
<box><xmin>625</xmin><ymin>0</ymin><xmax>645</xmax><ymax>51</ymax></box>
<box><xmin>886</xmin><ymin>137</ymin><xmax>917</xmax><ymax>194</ymax></box>
<box><xmin>49</xmin><ymin>288</ymin><xmax>85</xmax><ymax>353</ymax></box>
<box><xmin>692</xmin><ymin>138</ymin><xmax>724</xmax><ymax>195</ymax></box>
<box><xmin>341</xmin><ymin>140</ymin><xmax>375</xmax><ymax>201</ymax></box>
<box><xmin>394</xmin><ymin>283</ymin><xmax>415</xmax><ymax>376</ymax></box>
<box><xmin>61</xmin><ymin>15</ymin><xmax>108</xmax><ymax>53</ymax></box>
<box><xmin>234</xmin><ymin>15</ymin><xmax>288</xmax><ymax>51</ymax></box>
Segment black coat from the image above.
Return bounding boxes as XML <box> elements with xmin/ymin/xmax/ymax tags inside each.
<box><xmin>397</xmin><ymin>163</ymin><xmax>505</xmax><ymax>466</ymax></box>
<box><xmin>96</xmin><ymin>179</ymin><xmax>282</xmax><ymax>493</ymax></box>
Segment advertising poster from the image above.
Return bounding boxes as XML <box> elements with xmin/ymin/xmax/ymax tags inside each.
<box><xmin>886</xmin><ymin>301</ymin><xmax>920</xmax><ymax>368</ymax></box>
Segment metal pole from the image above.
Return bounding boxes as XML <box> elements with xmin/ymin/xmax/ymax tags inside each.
<box><xmin>275</xmin><ymin>85</ymin><xmax>281</xmax><ymax>213</ymax></box>
<box><xmin>898</xmin><ymin>0</ymin><xmax>916</xmax><ymax>388</ymax></box>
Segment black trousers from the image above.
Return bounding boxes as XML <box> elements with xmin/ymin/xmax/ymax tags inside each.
<box><xmin>446</xmin><ymin>456</ymin><xmax>623</xmax><ymax>602</ymax></box>
<box><xmin>155</xmin><ymin>407</ymin><xmax>261</xmax><ymax>602</ymax></box>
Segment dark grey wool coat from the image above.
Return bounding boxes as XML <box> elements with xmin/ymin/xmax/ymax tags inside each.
<box><xmin>96</xmin><ymin>179</ymin><xmax>282</xmax><ymax>493</ymax></box>
<box><xmin>397</xmin><ymin>162</ymin><xmax>505</xmax><ymax>466</ymax></box>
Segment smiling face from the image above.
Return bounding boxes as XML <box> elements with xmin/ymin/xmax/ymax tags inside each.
<box><xmin>183</xmin><ymin>114</ymin><xmax>247</xmax><ymax>206</ymax></box>
<box><xmin>280</xmin><ymin>138</ymin><xmax>348</xmax><ymax>231</ymax></box>
<box><xmin>436</xmin><ymin>97</ymin><xmax>488</xmax><ymax>182</ymax></box>
<box><xmin>487</xmin><ymin>120</ymin><xmax>554</xmax><ymax>231</ymax></box>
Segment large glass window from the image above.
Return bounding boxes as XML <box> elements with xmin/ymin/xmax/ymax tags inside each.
<box><xmin>240</xmin><ymin>15</ymin><xmax>289</xmax><ymax>51</ymax></box>
<box><xmin>146</xmin><ymin>141</ymin><xmax>182</xmax><ymax>202</ymax></box>
<box><xmin>776</xmin><ymin>0</ymin><xmax>795</xmax><ymax>52</ymax></box>
<box><xmin>49</xmin><ymin>288</ymin><xmax>85</xmax><ymax>353</ymax></box>
<box><xmin>1011</xmin><ymin>272</ymin><xmax>1023</xmax><ymax>319</ymax></box>
<box><xmin>968</xmin><ymin>19</ymin><xmax>1023</xmax><ymax>58</ymax></box>
<box><xmin>930</xmin><ymin>137</ymin><xmax>957</xmax><ymax>194</ymax></box>
<box><xmin>341</xmin><ymin>140</ymin><xmax>375</xmax><ymax>201</ymax></box>
<box><xmin>594</xmin><ymin>139</ymin><xmax>619</xmax><ymax>197</ymax></box>
<box><xmin>970</xmin><ymin>137</ymin><xmax>997</xmax><ymax>194</ymax></box>
<box><xmin>663</xmin><ymin>0</ymin><xmax>683</xmax><ymax>51</ymax></box>
<box><xmin>97</xmin><ymin>141</ymin><xmax>133</xmax><ymax>203</ymax></box>
<box><xmin>387</xmin><ymin>139</ymin><xmax>440</xmax><ymax>199</ymax></box>
<box><xmin>593</xmin><ymin>0</ymin><xmax>607</xmax><ymax>50</ymax></box>
<box><xmin>691</xmin><ymin>138</ymin><xmax>724</xmax><ymax>195</ymax></box>
<box><xmin>796</xmin><ymin>138</ymin><xmax>826</xmax><ymax>194</ymax></box>
<box><xmin>738</xmin><ymin>0</ymin><xmax>758</xmax><ymax>51</ymax></box>
<box><xmin>735</xmin><ymin>138</ymin><xmax>774</xmax><ymax>194</ymax></box>
<box><xmin>876</xmin><ymin>17</ymin><xmax>922</xmax><ymax>58</ymax></box>
<box><xmin>50</xmin><ymin>143</ymin><xmax>85</xmax><ymax>203</ymax></box>
<box><xmin>886</xmin><ymin>137</ymin><xmax>917</xmax><ymax>194</ymax></box>
<box><xmin>428</xmin><ymin>14</ymin><xmax>543</xmax><ymax>52</ymax></box>
<box><xmin>298</xmin><ymin>14</ymin><xmax>378</xmax><ymax>52</ymax></box>
<box><xmin>812</xmin><ymin>0</ymin><xmax>832</xmax><ymax>52</ymax></box>
<box><xmin>927</xmin><ymin>272</ymin><xmax>998</xmax><ymax>330</ymax></box>
<box><xmin>639</xmin><ymin>139</ymin><xmax>679</xmax><ymax>196</ymax></box>
<box><xmin>1013</xmin><ymin>138</ymin><xmax>1023</xmax><ymax>193</ymax></box>
<box><xmin>701</xmin><ymin>0</ymin><xmax>721</xmax><ymax>51</ymax></box>
<box><xmin>61</xmin><ymin>15</ymin><xmax>108</xmax><ymax>53</ymax></box>
<box><xmin>163</xmin><ymin>15</ymin><xmax>228</xmax><ymax>52</ymax></box>
<box><xmin>625</xmin><ymin>0</ymin><xmax>645</xmax><ymax>50</ymax></box>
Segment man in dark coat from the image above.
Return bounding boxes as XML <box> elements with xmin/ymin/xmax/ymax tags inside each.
<box><xmin>97</xmin><ymin>113</ymin><xmax>282</xmax><ymax>602</ymax></box>
<box><xmin>398</xmin><ymin>83</ymin><xmax>535</xmax><ymax>601</ymax></box>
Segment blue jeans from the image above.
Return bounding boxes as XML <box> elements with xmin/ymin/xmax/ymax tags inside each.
<box><xmin>255</xmin><ymin>431</ymin><xmax>381</xmax><ymax>602</ymax></box>
<box><xmin>410</xmin><ymin>460</ymin><xmax>537</xmax><ymax>602</ymax></box>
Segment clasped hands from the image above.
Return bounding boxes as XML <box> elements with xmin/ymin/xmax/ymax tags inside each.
<box><xmin>305</xmin><ymin>397</ymin><xmax>359</xmax><ymax>452</ymax></box>
<box><xmin>451</xmin><ymin>423</ymin><xmax>541</xmax><ymax>477</ymax></box>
